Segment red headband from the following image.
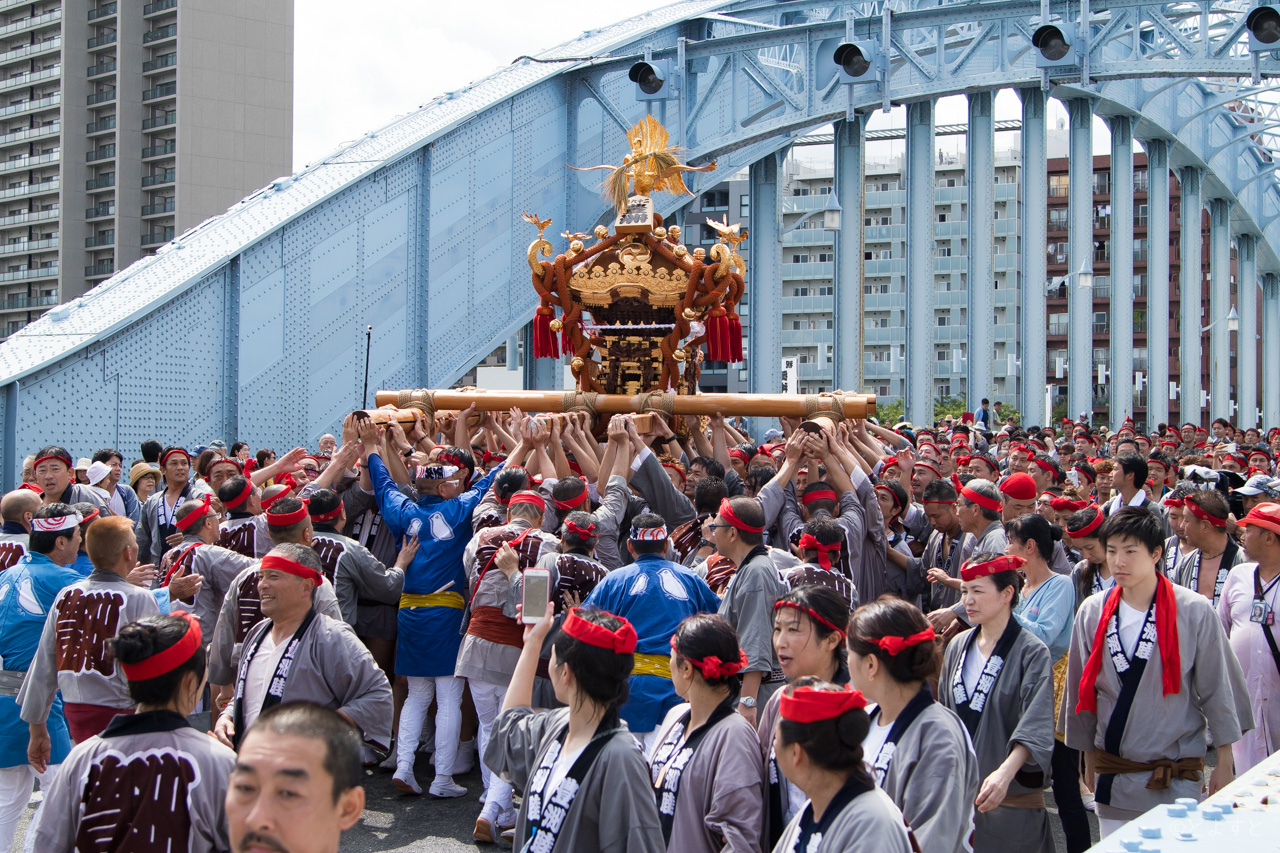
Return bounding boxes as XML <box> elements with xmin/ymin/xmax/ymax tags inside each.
<box><xmin>1241</xmin><ymin>505</ymin><xmax>1280</xmax><ymax>537</ymax></box>
<box><xmin>510</xmin><ymin>492</ymin><xmax>546</xmax><ymax>512</ymax></box>
<box><xmin>728</xmin><ymin>448</ymin><xmax>749</xmax><ymax>464</ymax></box>
<box><xmin>310</xmin><ymin>502</ymin><xmax>342</xmax><ymax>523</ymax></box>
<box><xmin>874</xmin><ymin>484</ymin><xmax>904</xmax><ymax>512</ymax></box>
<box><xmin>78</xmin><ymin>507</ymin><xmax>100</xmax><ymax>525</ymax></box>
<box><xmin>224</xmin><ymin>479</ymin><xmax>253</xmax><ymax>510</ymax></box>
<box><xmin>17</xmin><ymin>482</ymin><xmax>42</xmax><ymax>495</ymax></box>
<box><xmin>32</xmin><ymin>454</ymin><xmax>70</xmax><ymax>470</ymax></box>
<box><xmin>562</xmin><ymin>607</ymin><xmax>637</xmax><ymax>654</ymax></box>
<box><xmin>564</xmin><ymin>519</ymin><xmax>597</xmax><ymax>540</ymax></box>
<box><xmin>801</xmin><ymin>489</ymin><xmax>838</xmax><ymax>505</ymax></box>
<box><xmin>797</xmin><ymin>533</ymin><xmax>842</xmax><ymax>571</ymax></box>
<box><xmin>1070</xmin><ymin>506</ymin><xmax>1105</xmax><ymax>538</ymax></box>
<box><xmin>1049</xmin><ymin>497</ymin><xmax>1089</xmax><ymax>513</ymax></box>
<box><xmin>863</xmin><ymin>627</ymin><xmax>935</xmax><ymax>656</ymax></box>
<box><xmin>553</xmin><ymin>487</ymin><xmax>589</xmax><ymax>511</ymax></box>
<box><xmin>261</xmin><ymin>553</ymin><xmax>322</xmax><ymax>586</ymax></box>
<box><xmin>913</xmin><ymin>460</ymin><xmax>942</xmax><ymax>479</ymax></box>
<box><xmin>960</xmin><ymin>485</ymin><xmax>1001</xmax><ymax>513</ymax></box>
<box><xmin>120</xmin><ymin>611</ymin><xmax>202</xmax><ymax>682</ymax></box>
<box><xmin>1165</xmin><ymin>497</ymin><xmax>1185</xmax><ymax>508</ymax></box>
<box><xmin>718</xmin><ymin>499</ymin><xmax>764</xmax><ymax>534</ymax></box>
<box><xmin>774</xmin><ymin>599</ymin><xmax>847</xmax><ymax>639</ymax></box>
<box><xmin>671</xmin><ymin>638</ymin><xmax>748</xmax><ymax>680</ymax></box>
<box><xmin>259</xmin><ymin>488</ymin><xmax>286</xmax><ymax>511</ymax></box>
<box><xmin>175</xmin><ymin>494</ymin><xmax>212</xmax><ymax>532</ymax></box>
<box><xmin>779</xmin><ymin>685</ymin><xmax>868</xmax><ymax>724</ymax></box>
<box><xmin>1186</xmin><ymin>498</ymin><xmax>1227</xmax><ymax>528</ymax></box>
<box><xmin>961</xmin><ymin>554</ymin><xmax>1027</xmax><ymax>582</ymax></box>
<box><xmin>662</xmin><ymin>462</ymin><xmax>687</xmax><ymax>483</ymax></box>
<box><xmin>1031</xmin><ymin>457</ymin><xmax>1057</xmax><ymax>477</ymax></box>
<box><xmin>266</xmin><ymin>500</ymin><xmax>309</xmax><ymax>526</ymax></box>
<box><xmin>160</xmin><ymin>449</ymin><xmax>189</xmax><ymax>467</ymax></box>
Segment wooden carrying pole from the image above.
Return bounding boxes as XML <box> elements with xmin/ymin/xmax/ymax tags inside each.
<box><xmin>370</xmin><ymin>388</ymin><xmax>875</xmax><ymax>426</ymax></box>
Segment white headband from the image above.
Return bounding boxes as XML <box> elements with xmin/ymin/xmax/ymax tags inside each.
<box><xmin>413</xmin><ymin>465</ymin><xmax>459</xmax><ymax>480</ymax></box>
<box><xmin>630</xmin><ymin>524</ymin><xmax>668</xmax><ymax>541</ymax></box>
<box><xmin>31</xmin><ymin>513</ymin><xmax>81</xmax><ymax>533</ymax></box>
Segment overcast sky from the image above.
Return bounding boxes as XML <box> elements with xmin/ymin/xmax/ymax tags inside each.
<box><xmin>293</xmin><ymin>1</ymin><xmax>1108</xmax><ymax>171</ymax></box>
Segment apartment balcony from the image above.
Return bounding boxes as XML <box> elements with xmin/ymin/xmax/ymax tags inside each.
<box><xmin>144</xmin><ymin>0</ymin><xmax>177</xmax><ymax>15</ymax></box>
<box><xmin>87</xmin><ymin>89</ymin><xmax>116</xmax><ymax>105</ymax></box>
<box><xmin>141</xmin><ymin>140</ymin><xmax>175</xmax><ymax>159</ymax></box>
<box><xmin>142</xmin><ymin>110</ymin><xmax>175</xmax><ymax>130</ymax></box>
<box><xmin>0</xmin><ymin>237</ymin><xmax>56</xmax><ymax>255</ymax></box>
<box><xmin>87</xmin><ymin>31</ymin><xmax>117</xmax><ymax>50</ymax></box>
<box><xmin>86</xmin><ymin>116</ymin><xmax>116</xmax><ymax>134</ymax></box>
<box><xmin>863</xmin><ymin>362</ymin><xmax>894</xmax><ymax>380</ymax></box>
<box><xmin>781</xmin><ymin>195</ymin><xmax>832</xmax><ymax>214</ymax></box>
<box><xmin>781</xmin><ymin>261</ymin><xmax>834</xmax><ymax>280</ymax></box>
<box><xmin>86</xmin><ymin>144</ymin><xmax>116</xmax><ymax>163</ymax></box>
<box><xmin>0</xmin><ymin>65</ymin><xmax>60</xmax><ymax>93</ymax></box>
<box><xmin>0</xmin><ymin>37</ymin><xmax>61</xmax><ymax>65</ymax></box>
<box><xmin>0</xmin><ymin>178</ymin><xmax>56</xmax><ymax>200</ymax></box>
<box><xmin>85</xmin><ymin>261</ymin><xmax>113</xmax><ymax>278</ymax></box>
<box><xmin>85</xmin><ymin>202</ymin><xmax>115</xmax><ymax>219</ymax></box>
<box><xmin>141</xmin><ymin>168</ymin><xmax>174</xmax><ymax>187</ymax></box>
<box><xmin>86</xmin><ymin>174</ymin><xmax>114</xmax><ymax>190</ymax></box>
<box><xmin>781</xmin><ymin>229</ymin><xmax>835</xmax><ymax>247</ymax></box>
<box><xmin>0</xmin><ymin>9</ymin><xmax>61</xmax><ymax>38</ymax></box>
<box><xmin>141</xmin><ymin>227</ymin><xmax>173</xmax><ymax>246</ymax></box>
<box><xmin>0</xmin><ymin>207</ymin><xmax>57</xmax><ymax>228</ymax></box>
<box><xmin>142</xmin><ymin>82</ymin><xmax>175</xmax><ymax>102</ymax></box>
<box><xmin>0</xmin><ymin>263</ymin><xmax>56</xmax><ymax>283</ymax></box>
<box><xmin>1048</xmin><ymin>322</ymin><xmax>1069</xmax><ymax>336</ymax></box>
<box><xmin>865</xmin><ymin>258</ymin><xmax>905</xmax><ymax>276</ymax></box>
<box><xmin>0</xmin><ymin>121</ymin><xmax>58</xmax><ymax>146</ymax></box>
<box><xmin>144</xmin><ymin>24</ymin><xmax>176</xmax><ymax>44</ymax></box>
<box><xmin>86</xmin><ymin>60</ymin><xmax>116</xmax><ymax>78</ymax></box>
<box><xmin>1</xmin><ymin>293</ymin><xmax>56</xmax><ymax>309</ymax></box>
<box><xmin>0</xmin><ymin>93</ymin><xmax>59</xmax><ymax>118</ymax></box>
<box><xmin>781</xmin><ymin>328</ymin><xmax>833</xmax><ymax>345</ymax></box>
<box><xmin>0</xmin><ymin>151</ymin><xmax>57</xmax><ymax>173</ymax></box>
<box><xmin>141</xmin><ymin>198</ymin><xmax>174</xmax><ymax>216</ymax></box>
<box><xmin>0</xmin><ymin>0</ymin><xmax>40</xmax><ymax>13</ymax></box>
<box><xmin>781</xmin><ymin>294</ymin><xmax>835</xmax><ymax>313</ymax></box>
<box><xmin>864</xmin><ymin>224</ymin><xmax>906</xmax><ymax>242</ymax></box>
<box><xmin>142</xmin><ymin>53</ymin><xmax>176</xmax><ymax>73</ymax></box>
<box><xmin>88</xmin><ymin>2</ymin><xmax>117</xmax><ymax>21</ymax></box>
<box><xmin>85</xmin><ymin>231</ymin><xmax>113</xmax><ymax>248</ymax></box>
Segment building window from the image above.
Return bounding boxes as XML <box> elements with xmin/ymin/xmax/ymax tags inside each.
<box><xmin>938</xmin><ymin>212</ymin><xmax>947</xmax><ymax>223</ymax></box>
<box><xmin>1133</xmin><ymin>169</ymin><xmax>1148</xmax><ymax>193</ymax></box>
<box><xmin>937</xmin><ymin>348</ymin><xmax>950</xmax><ymax>361</ymax></box>
<box><xmin>1049</xmin><ymin>175</ymin><xmax>1069</xmax><ymax>197</ymax></box>
<box><xmin>818</xmin><ymin>286</ymin><xmax>833</xmax><ymax>296</ymax></box>
<box><xmin>938</xmin><ymin>383</ymin><xmax>951</xmax><ymax>396</ymax></box>
<box><xmin>1135</xmin><ymin>204</ymin><xmax>1148</xmax><ymax>228</ymax></box>
<box><xmin>937</xmin><ymin>314</ymin><xmax>950</xmax><ymax>327</ymax></box>
<box><xmin>818</xmin><ymin>186</ymin><xmax>832</xmax><ymax>195</ymax></box>
<box><xmin>937</xmin><ymin>247</ymin><xmax>951</xmax><ymax>257</ymax></box>
<box><xmin>825</xmin><ymin>319</ymin><xmax>833</xmax><ymax>329</ymax></box>
<box><xmin>701</xmin><ymin>190</ymin><xmax>729</xmax><ymax>210</ymax></box>
<box><xmin>817</xmin><ymin>252</ymin><xmax>833</xmax><ymax>262</ymax></box>
<box><xmin>1048</xmin><ymin>208</ymin><xmax>1068</xmax><ymax>230</ymax></box>
<box><xmin>740</xmin><ymin>196</ymin><xmax>749</xmax><ymax>217</ymax></box>
<box><xmin>1093</xmin><ymin>172</ymin><xmax>1110</xmax><ymax>195</ymax></box>
<box><xmin>793</xmin><ymin>286</ymin><xmax>808</xmax><ymax>296</ymax></box>
<box><xmin>793</xmin><ymin>187</ymin><xmax>810</xmax><ymax>197</ymax></box>
<box><xmin>792</xmin><ymin>320</ymin><xmax>801</xmax><ymax>330</ymax></box>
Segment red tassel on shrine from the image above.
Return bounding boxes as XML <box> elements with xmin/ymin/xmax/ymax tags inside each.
<box><xmin>705</xmin><ymin>307</ymin><xmax>731</xmax><ymax>362</ymax></box>
<box><xmin>533</xmin><ymin>306</ymin><xmax>559</xmax><ymax>359</ymax></box>
<box><xmin>727</xmin><ymin>310</ymin><xmax>743</xmax><ymax>363</ymax></box>
<box><xmin>560</xmin><ymin>314</ymin><xmax>575</xmax><ymax>353</ymax></box>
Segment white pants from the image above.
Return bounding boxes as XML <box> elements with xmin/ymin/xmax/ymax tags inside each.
<box><xmin>396</xmin><ymin>675</ymin><xmax>462</xmax><ymax>780</ymax></box>
<box><xmin>469</xmin><ymin>680</ymin><xmax>513</xmax><ymax>815</ymax></box>
<box><xmin>1098</xmin><ymin>817</ymin><xmax>1127</xmax><ymax>839</ymax></box>
<box><xmin>0</xmin><ymin>763</ymin><xmax>57</xmax><ymax>852</ymax></box>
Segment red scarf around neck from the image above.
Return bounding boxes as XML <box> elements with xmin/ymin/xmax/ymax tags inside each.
<box><xmin>1076</xmin><ymin>573</ymin><xmax>1180</xmax><ymax>713</ymax></box>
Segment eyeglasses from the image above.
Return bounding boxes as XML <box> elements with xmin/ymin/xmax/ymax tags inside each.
<box><xmin>705</xmin><ymin>523</ymin><xmax>735</xmax><ymax>531</ymax></box>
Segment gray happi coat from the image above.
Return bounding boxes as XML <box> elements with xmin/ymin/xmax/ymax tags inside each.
<box><xmin>650</xmin><ymin>702</ymin><xmax>765</xmax><ymax>853</ymax></box>
<box><xmin>874</xmin><ymin>699</ymin><xmax>980</xmax><ymax>853</ymax></box>
<box><xmin>158</xmin><ymin>535</ymin><xmax>258</xmax><ymax>640</ymax></box>
<box><xmin>940</xmin><ymin>622</ymin><xmax>1055</xmax><ymax>853</ymax></box>
<box><xmin>773</xmin><ymin>786</ymin><xmax>913</xmax><ymax>853</ymax></box>
<box><xmin>19</xmin><ymin>572</ymin><xmax>159</xmax><ymax>721</ymax></box>
<box><xmin>29</xmin><ymin>710</ymin><xmax>236</xmax><ymax>853</ymax></box>
<box><xmin>311</xmin><ymin>528</ymin><xmax>404</xmax><ymax>630</ymax></box>
<box><xmin>1065</xmin><ymin>582</ymin><xmax>1253</xmax><ymax>821</ymax></box>
<box><xmin>223</xmin><ymin>611</ymin><xmax>393</xmax><ymax>749</ymax></box>
<box><xmin>487</xmin><ymin>706</ymin><xmax>666</xmax><ymax>853</ymax></box>
<box><xmin>206</xmin><ymin>565</ymin><xmax>341</xmax><ymax>685</ymax></box>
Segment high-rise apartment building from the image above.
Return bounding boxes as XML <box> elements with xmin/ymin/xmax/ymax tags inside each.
<box><xmin>0</xmin><ymin>0</ymin><xmax>292</xmax><ymax>341</ymax></box>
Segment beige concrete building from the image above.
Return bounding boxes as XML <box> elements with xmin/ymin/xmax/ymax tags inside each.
<box><xmin>0</xmin><ymin>0</ymin><xmax>292</xmax><ymax>340</ymax></box>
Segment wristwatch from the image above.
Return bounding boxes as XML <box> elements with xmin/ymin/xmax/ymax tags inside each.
<box><xmin>738</xmin><ymin>696</ymin><xmax>757</xmax><ymax>708</ymax></box>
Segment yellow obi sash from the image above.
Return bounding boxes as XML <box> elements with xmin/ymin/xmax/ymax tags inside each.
<box><xmin>399</xmin><ymin>592</ymin><xmax>466</xmax><ymax>610</ymax></box>
<box><xmin>632</xmin><ymin>652</ymin><xmax>672</xmax><ymax>679</ymax></box>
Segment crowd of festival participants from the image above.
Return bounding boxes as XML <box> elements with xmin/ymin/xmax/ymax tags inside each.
<box><xmin>0</xmin><ymin>402</ymin><xmax>1276</xmax><ymax>852</ymax></box>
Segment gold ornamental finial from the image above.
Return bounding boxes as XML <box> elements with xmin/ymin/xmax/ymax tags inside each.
<box><xmin>568</xmin><ymin>116</ymin><xmax>718</xmax><ymax>218</ymax></box>
<box><xmin>705</xmin><ymin>216</ymin><xmax>749</xmax><ymax>252</ymax></box>
<box><xmin>521</xmin><ymin>211</ymin><xmax>552</xmax><ymax>240</ymax></box>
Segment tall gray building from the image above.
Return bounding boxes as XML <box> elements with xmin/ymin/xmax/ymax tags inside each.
<box><xmin>0</xmin><ymin>0</ymin><xmax>292</xmax><ymax>341</ymax></box>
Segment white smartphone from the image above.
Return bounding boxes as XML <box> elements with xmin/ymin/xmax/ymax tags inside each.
<box><xmin>521</xmin><ymin>568</ymin><xmax>552</xmax><ymax>624</ymax></box>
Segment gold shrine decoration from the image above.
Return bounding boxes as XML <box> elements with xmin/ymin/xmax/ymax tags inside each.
<box><xmin>371</xmin><ymin>388</ymin><xmax>875</xmax><ymax>425</ymax></box>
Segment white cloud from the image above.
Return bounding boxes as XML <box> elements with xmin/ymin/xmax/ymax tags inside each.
<box><xmin>293</xmin><ymin>0</ymin><xmax>674</xmax><ymax>168</ymax></box>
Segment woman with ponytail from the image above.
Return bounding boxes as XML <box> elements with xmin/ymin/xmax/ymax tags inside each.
<box><xmin>486</xmin><ymin>605</ymin><xmax>664</xmax><ymax>852</ymax></box>
<box><xmin>770</xmin><ymin>678</ymin><xmax>913</xmax><ymax>852</ymax></box>
<box><xmin>939</xmin><ymin>552</ymin><xmax>1056</xmax><ymax>853</ymax></box>
<box><xmin>1066</xmin><ymin>504</ymin><xmax>1112</xmax><ymax>610</ymax></box>
<box><xmin>649</xmin><ymin>614</ymin><xmax>765</xmax><ymax>852</ymax></box>
<box><xmin>29</xmin><ymin>613</ymin><xmax>236</xmax><ymax>852</ymax></box>
<box><xmin>848</xmin><ymin>598</ymin><xmax>978</xmax><ymax>853</ymax></box>
<box><xmin>756</xmin><ymin>586</ymin><xmax>851</xmax><ymax>847</ymax></box>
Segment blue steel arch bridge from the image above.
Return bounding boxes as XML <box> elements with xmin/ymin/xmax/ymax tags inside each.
<box><xmin>3</xmin><ymin>0</ymin><xmax>1280</xmax><ymax>486</ymax></box>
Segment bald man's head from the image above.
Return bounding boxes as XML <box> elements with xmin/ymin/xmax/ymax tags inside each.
<box><xmin>1</xmin><ymin>489</ymin><xmax>41</xmax><ymax>528</ymax></box>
